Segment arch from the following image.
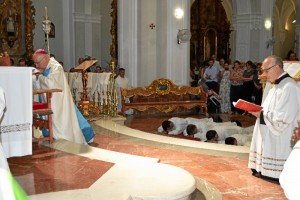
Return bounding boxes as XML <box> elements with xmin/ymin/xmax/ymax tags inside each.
<box><xmin>273</xmin><ymin>0</ymin><xmax>297</xmax><ymax>58</ymax></box>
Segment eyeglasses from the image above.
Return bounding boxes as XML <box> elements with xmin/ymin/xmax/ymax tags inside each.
<box><xmin>261</xmin><ymin>64</ymin><xmax>277</xmax><ymax>73</ymax></box>
<box><xmin>34</xmin><ymin>57</ymin><xmax>46</xmax><ymax>65</ymax></box>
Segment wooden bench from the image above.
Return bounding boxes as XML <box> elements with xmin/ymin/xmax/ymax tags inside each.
<box><xmin>120</xmin><ymin>78</ymin><xmax>207</xmax><ymax>116</ymax></box>
<box><xmin>32</xmin><ymin>89</ymin><xmax>62</xmax><ymax>144</ymax></box>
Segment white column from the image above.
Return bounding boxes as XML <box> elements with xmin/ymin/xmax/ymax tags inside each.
<box><xmin>259</xmin><ymin>0</ymin><xmax>275</xmax><ymax>59</ymax></box>
<box><xmin>62</xmin><ymin>0</ymin><xmax>74</xmax><ymax>69</ymax></box>
<box><xmin>233</xmin><ymin>0</ymin><xmax>275</xmax><ymax>62</ymax></box>
<box><xmin>84</xmin><ymin>0</ymin><xmax>93</xmax><ymax>57</ymax></box>
<box><xmin>167</xmin><ymin>0</ymin><xmax>190</xmax><ymax>85</ymax></box>
<box><xmin>232</xmin><ymin>0</ymin><xmax>252</xmax><ymax>61</ymax></box>
<box><xmin>118</xmin><ymin>0</ymin><xmax>138</xmax><ymax>87</ymax></box>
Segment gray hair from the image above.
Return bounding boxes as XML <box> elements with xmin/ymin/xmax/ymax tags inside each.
<box><xmin>267</xmin><ymin>55</ymin><xmax>283</xmax><ymax>68</ymax></box>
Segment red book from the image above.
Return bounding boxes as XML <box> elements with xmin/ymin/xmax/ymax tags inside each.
<box><xmin>233</xmin><ymin>99</ymin><xmax>263</xmax><ymax>112</ymax></box>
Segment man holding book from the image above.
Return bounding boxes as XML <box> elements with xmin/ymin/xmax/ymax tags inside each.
<box><xmin>248</xmin><ymin>55</ymin><xmax>300</xmax><ymax>181</ymax></box>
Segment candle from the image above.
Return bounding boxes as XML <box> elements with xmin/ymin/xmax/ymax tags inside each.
<box><xmin>44</xmin><ymin>6</ymin><xmax>48</xmax><ymax>20</ymax></box>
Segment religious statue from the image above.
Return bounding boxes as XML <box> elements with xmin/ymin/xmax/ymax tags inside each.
<box><xmin>6</xmin><ymin>15</ymin><xmax>15</xmax><ymax>36</ymax></box>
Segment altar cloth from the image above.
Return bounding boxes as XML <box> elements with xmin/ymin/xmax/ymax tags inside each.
<box><xmin>0</xmin><ymin>67</ymin><xmax>32</xmax><ymax>158</ymax></box>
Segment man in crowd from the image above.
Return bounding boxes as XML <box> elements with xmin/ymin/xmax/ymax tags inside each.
<box><xmin>95</xmin><ymin>66</ymin><xmax>102</xmax><ymax>73</ymax></box>
<box><xmin>248</xmin><ymin>55</ymin><xmax>300</xmax><ymax>181</ymax></box>
<box><xmin>202</xmin><ymin>58</ymin><xmax>220</xmax><ymax>93</ymax></box>
<box><xmin>32</xmin><ymin>49</ymin><xmax>94</xmax><ymax>144</ymax></box>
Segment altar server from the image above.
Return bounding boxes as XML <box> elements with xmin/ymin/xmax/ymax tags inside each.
<box><xmin>116</xmin><ymin>67</ymin><xmax>133</xmax><ymax>114</ymax></box>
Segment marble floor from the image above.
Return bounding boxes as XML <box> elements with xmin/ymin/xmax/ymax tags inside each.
<box><xmin>7</xmin><ymin>112</ymin><xmax>286</xmax><ymax>200</ymax></box>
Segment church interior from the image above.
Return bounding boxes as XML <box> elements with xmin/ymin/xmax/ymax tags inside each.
<box><xmin>0</xmin><ymin>0</ymin><xmax>300</xmax><ymax>199</ymax></box>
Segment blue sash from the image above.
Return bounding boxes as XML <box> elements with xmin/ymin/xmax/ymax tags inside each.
<box><xmin>41</xmin><ymin>67</ymin><xmax>50</xmax><ymax>137</ymax></box>
<box><xmin>43</xmin><ymin>68</ymin><xmax>50</xmax><ymax>76</ymax></box>
<box><xmin>42</xmin><ymin>105</ymin><xmax>95</xmax><ymax>142</ymax></box>
<box><xmin>74</xmin><ymin>105</ymin><xmax>95</xmax><ymax>142</ymax></box>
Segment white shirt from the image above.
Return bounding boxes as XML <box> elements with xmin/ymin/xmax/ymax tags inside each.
<box><xmin>280</xmin><ymin>141</ymin><xmax>300</xmax><ymax>199</ymax></box>
<box><xmin>203</xmin><ymin>66</ymin><xmax>219</xmax><ymax>82</ymax></box>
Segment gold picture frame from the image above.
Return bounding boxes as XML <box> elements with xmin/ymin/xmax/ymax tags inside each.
<box><xmin>0</xmin><ymin>0</ymin><xmax>35</xmax><ymax>59</ymax></box>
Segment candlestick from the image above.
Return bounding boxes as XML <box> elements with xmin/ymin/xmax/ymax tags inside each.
<box><xmin>45</xmin><ymin>7</ymin><xmax>48</xmax><ymax>20</ymax></box>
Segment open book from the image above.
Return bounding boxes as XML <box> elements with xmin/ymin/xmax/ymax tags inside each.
<box><xmin>233</xmin><ymin>99</ymin><xmax>263</xmax><ymax>112</ymax></box>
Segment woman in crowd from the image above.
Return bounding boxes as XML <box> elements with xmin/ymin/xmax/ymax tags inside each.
<box><xmin>230</xmin><ymin>60</ymin><xmax>244</xmax><ymax>114</ymax></box>
<box><xmin>219</xmin><ymin>62</ymin><xmax>231</xmax><ymax>113</ymax></box>
<box><xmin>252</xmin><ymin>62</ymin><xmax>263</xmax><ymax>105</ymax></box>
<box><xmin>241</xmin><ymin>60</ymin><xmax>256</xmax><ymax>115</ymax></box>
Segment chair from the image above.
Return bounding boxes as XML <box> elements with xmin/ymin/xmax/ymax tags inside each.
<box><xmin>32</xmin><ymin>89</ymin><xmax>62</xmax><ymax>144</ymax></box>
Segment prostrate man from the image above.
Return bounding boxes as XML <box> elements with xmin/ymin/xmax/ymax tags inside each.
<box><xmin>183</xmin><ymin>119</ymin><xmax>247</xmax><ymax>143</ymax></box>
<box><xmin>158</xmin><ymin>117</ymin><xmax>214</xmax><ymax>136</ymax></box>
<box><xmin>32</xmin><ymin>49</ymin><xmax>95</xmax><ymax>144</ymax></box>
<box><xmin>280</xmin><ymin>120</ymin><xmax>300</xmax><ymax>199</ymax></box>
<box><xmin>158</xmin><ymin>117</ymin><xmax>188</xmax><ymax>135</ymax></box>
<box><xmin>248</xmin><ymin>55</ymin><xmax>300</xmax><ymax>181</ymax></box>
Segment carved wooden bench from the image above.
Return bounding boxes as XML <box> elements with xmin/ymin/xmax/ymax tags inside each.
<box><xmin>120</xmin><ymin>78</ymin><xmax>207</xmax><ymax>116</ymax></box>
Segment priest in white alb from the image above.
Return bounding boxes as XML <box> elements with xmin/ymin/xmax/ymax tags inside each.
<box><xmin>248</xmin><ymin>55</ymin><xmax>300</xmax><ymax>180</ymax></box>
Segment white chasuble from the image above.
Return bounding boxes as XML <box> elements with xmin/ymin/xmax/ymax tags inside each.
<box><xmin>36</xmin><ymin>58</ymin><xmax>86</xmax><ymax>144</ymax></box>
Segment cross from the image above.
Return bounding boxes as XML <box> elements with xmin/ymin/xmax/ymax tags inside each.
<box><xmin>149</xmin><ymin>23</ymin><xmax>155</xmax><ymax>29</ymax></box>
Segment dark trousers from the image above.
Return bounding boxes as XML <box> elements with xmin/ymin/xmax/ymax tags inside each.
<box><xmin>206</xmin><ymin>81</ymin><xmax>219</xmax><ymax>94</ymax></box>
<box><xmin>230</xmin><ymin>84</ymin><xmax>243</xmax><ymax>113</ymax></box>
<box><xmin>242</xmin><ymin>81</ymin><xmax>254</xmax><ymax>103</ymax></box>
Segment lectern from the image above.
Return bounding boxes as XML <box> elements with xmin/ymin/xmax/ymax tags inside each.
<box><xmin>74</xmin><ymin>60</ymin><xmax>97</xmax><ymax>116</ymax></box>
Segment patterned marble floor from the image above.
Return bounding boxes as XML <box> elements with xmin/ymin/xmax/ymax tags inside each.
<box><xmin>7</xmin><ymin>112</ymin><xmax>286</xmax><ymax>200</ymax></box>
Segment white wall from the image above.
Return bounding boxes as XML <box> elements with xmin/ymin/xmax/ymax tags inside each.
<box><xmin>32</xmin><ymin>0</ymin><xmax>64</xmax><ymax>65</ymax></box>
<box><xmin>119</xmin><ymin>0</ymin><xmax>190</xmax><ymax>87</ymax></box>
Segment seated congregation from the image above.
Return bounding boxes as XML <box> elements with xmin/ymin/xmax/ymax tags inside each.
<box><xmin>157</xmin><ymin>116</ymin><xmax>253</xmax><ymax>146</ymax></box>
